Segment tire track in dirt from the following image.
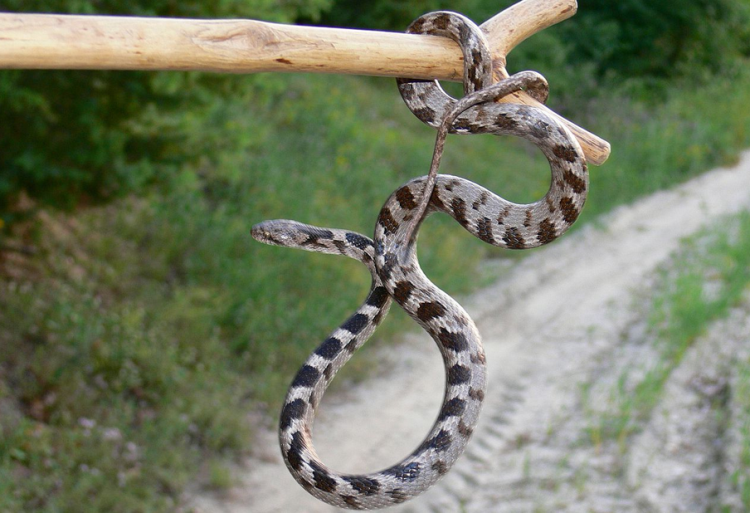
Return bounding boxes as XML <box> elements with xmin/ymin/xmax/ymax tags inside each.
<box><xmin>187</xmin><ymin>151</ymin><xmax>750</xmax><ymax>513</ymax></box>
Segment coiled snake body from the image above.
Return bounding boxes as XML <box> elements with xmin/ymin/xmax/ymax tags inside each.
<box><xmin>252</xmin><ymin>12</ymin><xmax>588</xmax><ymax>510</ymax></box>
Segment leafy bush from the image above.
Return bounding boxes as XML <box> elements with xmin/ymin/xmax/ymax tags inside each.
<box><xmin>560</xmin><ymin>0</ymin><xmax>750</xmax><ymax>83</ymax></box>
<box><xmin>0</xmin><ymin>0</ymin><xmax>332</xmax><ymax>218</ymax></box>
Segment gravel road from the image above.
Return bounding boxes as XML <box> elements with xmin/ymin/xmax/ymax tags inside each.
<box><xmin>189</xmin><ymin>151</ymin><xmax>750</xmax><ymax>513</ymax></box>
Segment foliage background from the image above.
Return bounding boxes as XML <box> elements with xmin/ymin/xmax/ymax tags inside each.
<box><xmin>1</xmin><ymin>0</ymin><xmax>750</xmax><ymax>510</ymax></box>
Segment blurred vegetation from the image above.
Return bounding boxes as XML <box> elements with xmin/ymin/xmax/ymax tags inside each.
<box><xmin>1</xmin><ymin>0</ymin><xmax>750</xmax><ymax>510</ymax></box>
<box><xmin>587</xmin><ymin>211</ymin><xmax>750</xmax><ymax>445</ymax></box>
<box><xmin>0</xmin><ymin>0</ymin><xmax>333</xmax><ymax>219</ymax></box>
<box><xmin>735</xmin><ymin>351</ymin><xmax>750</xmax><ymax>509</ymax></box>
<box><xmin>580</xmin><ymin>209</ymin><xmax>750</xmax><ymax>508</ymax></box>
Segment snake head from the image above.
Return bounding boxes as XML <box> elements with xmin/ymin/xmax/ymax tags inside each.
<box><xmin>251</xmin><ymin>220</ymin><xmax>303</xmax><ymax>247</ymax></box>
<box><xmin>252</xmin><ymin>219</ymin><xmax>342</xmax><ymax>252</ymax></box>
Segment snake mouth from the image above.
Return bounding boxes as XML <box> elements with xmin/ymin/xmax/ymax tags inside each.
<box><xmin>250</xmin><ymin>223</ymin><xmax>272</xmax><ymax>243</ymax></box>
<box><xmin>251</xmin><ymin>221</ymin><xmax>290</xmax><ymax>246</ymax></box>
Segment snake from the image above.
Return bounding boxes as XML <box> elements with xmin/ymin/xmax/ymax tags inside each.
<box><xmin>251</xmin><ymin>11</ymin><xmax>588</xmax><ymax>510</ymax></box>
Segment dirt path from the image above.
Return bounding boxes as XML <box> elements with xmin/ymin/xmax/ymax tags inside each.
<box><xmin>188</xmin><ymin>151</ymin><xmax>750</xmax><ymax>513</ymax></box>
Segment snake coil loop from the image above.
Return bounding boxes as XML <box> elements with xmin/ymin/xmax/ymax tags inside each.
<box><xmin>397</xmin><ymin>11</ymin><xmax>549</xmax><ymax>132</ymax></box>
<box><xmin>398</xmin><ymin>11</ymin><xmax>494</xmax><ymax>106</ymax></box>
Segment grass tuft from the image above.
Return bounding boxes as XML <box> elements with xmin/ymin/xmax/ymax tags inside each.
<box><xmin>588</xmin><ymin>211</ymin><xmax>750</xmax><ymax>444</ymax></box>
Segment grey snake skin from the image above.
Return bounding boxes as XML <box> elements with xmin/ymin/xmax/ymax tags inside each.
<box><xmin>251</xmin><ymin>11</ymin><xmax>588</xmax><ymax>510</ymax></box>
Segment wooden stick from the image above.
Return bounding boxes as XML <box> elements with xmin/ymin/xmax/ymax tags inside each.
<box><xmin>482</xmin><ymin>0</ymin><xmax>577</xmax><ymax>68</ymax></box>
<box><xmin>0</xmin><ymin>0</ymin><xmax>609</xmax><ymax>164</ymax></box>
<box><xmin>479</xmin><ymin>0</ymin><xmax>610</xmax><ymax>165</ymax></box>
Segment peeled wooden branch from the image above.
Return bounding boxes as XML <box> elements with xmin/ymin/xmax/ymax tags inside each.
<box><xmin>0</xmin><ymin>0</ymin><xmax>610</xmax><ymax>164</ymax></box>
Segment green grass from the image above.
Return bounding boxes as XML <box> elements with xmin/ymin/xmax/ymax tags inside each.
<box><xmin>732</xmin><ymin>360</ymin><xmax>750</xmax><ymax>510</ymax></box>
<box><xmin>569</xmin><ymin>67</ymin><xmax>750</xmax><ymax>223</ymax></box>
<box><xmin>4</xmin><ymin>65</ymin><xmax>750</xmax><ymax>510</ymax></box>
<box><xmin>0</xmin><ymin>266</ymin><xmax>249</xmax><ymax>511</ymax></box>
<box><xmin>587</xmin><ymin>211</ymin><xmax>750</xmax><ymax>446</ymax></box>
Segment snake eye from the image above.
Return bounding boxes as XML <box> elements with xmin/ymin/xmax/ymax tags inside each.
<box><xmin>251</xmin><ymin>223</ymin><xmax>277</xmax><ymax>244</ymax></box>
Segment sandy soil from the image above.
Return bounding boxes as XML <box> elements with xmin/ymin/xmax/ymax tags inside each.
<box><xmin>187</xmin><ymin>151</ymin><xmax>750</xmax><ymax>513</ymax></box>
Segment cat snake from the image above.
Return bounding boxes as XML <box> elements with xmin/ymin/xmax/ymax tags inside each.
<box><xmin>252</xmin><ymin>11</ymin><xmax>588</xmax><ymax>510</ymax></box>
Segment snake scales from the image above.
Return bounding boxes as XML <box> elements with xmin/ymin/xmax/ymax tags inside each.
<box><xmin>251</xmin><ymin>11</ymin><xmax>588</xmax><ymax>510</ymax></box>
